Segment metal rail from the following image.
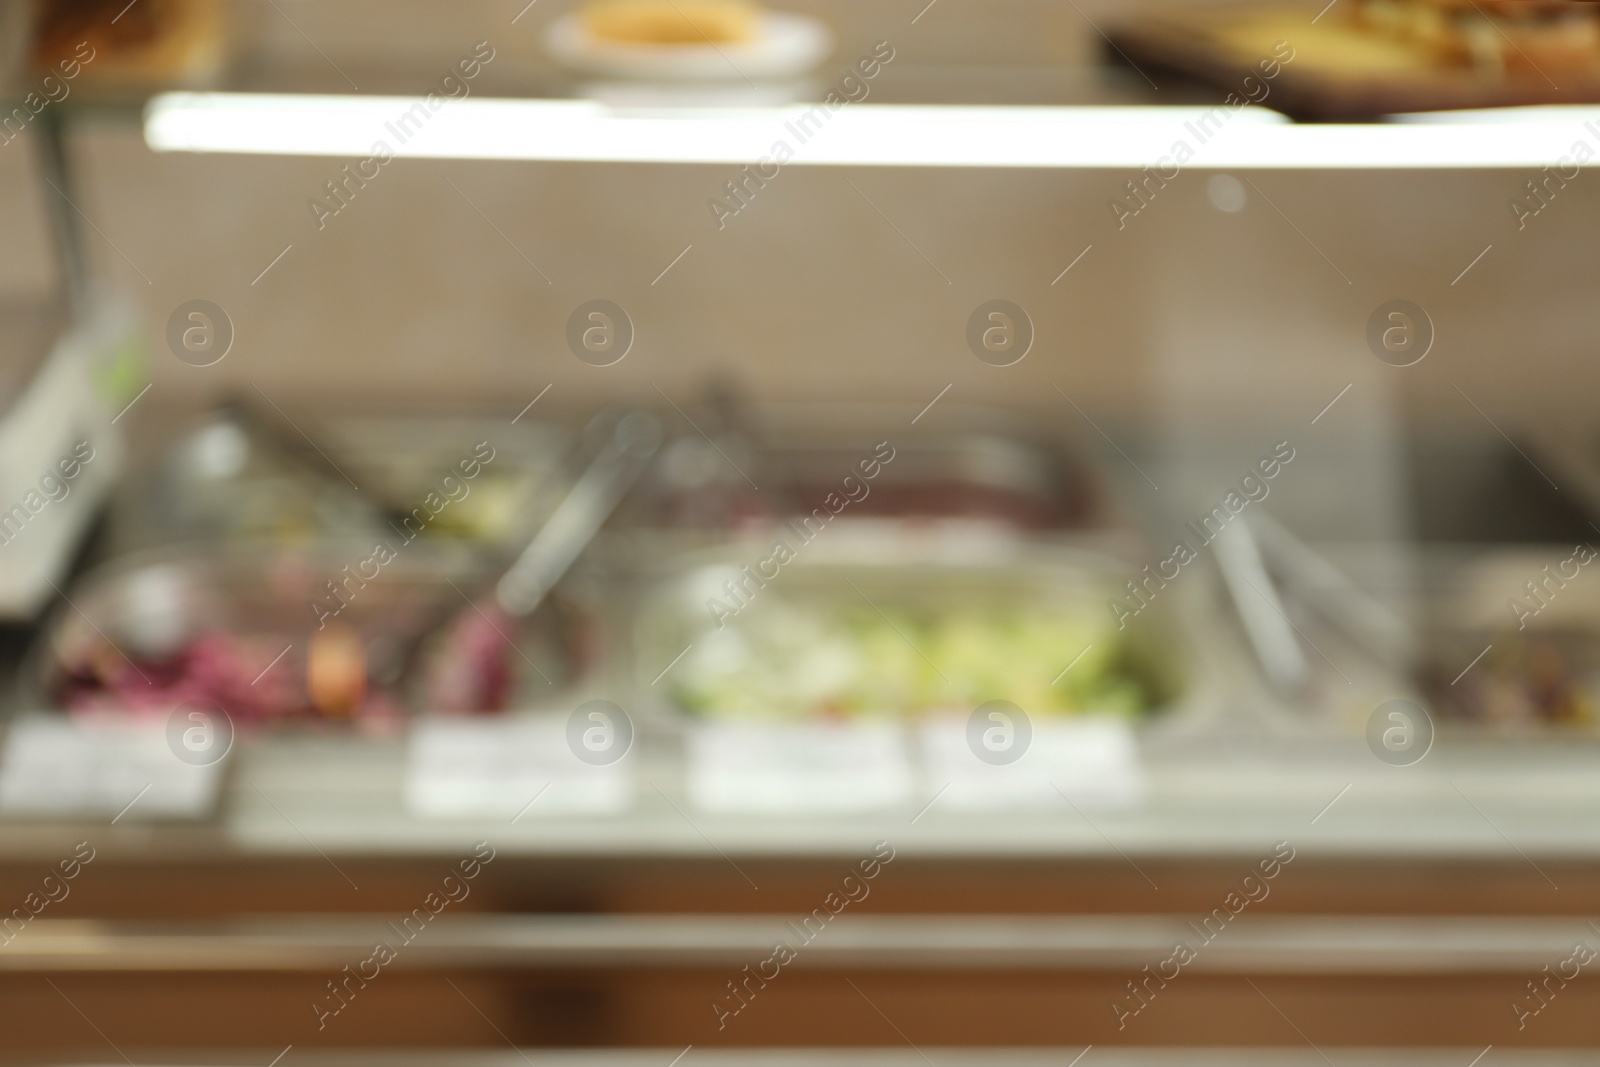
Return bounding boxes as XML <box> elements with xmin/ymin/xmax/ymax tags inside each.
<box><xmin>0</xmin><ymin>914</ymin><xmax>1592</xmax><ymax>972</ymax></box>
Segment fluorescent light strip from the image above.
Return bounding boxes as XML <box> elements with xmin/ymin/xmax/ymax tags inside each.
<box><xmin>1389</xmin><ymin>104</ymin><xmax>1600</xmax><ymax>125</ymax></box>
<box><xmin>145</xmin><ymin>92</ymin><xmax>1599</xmax><ymax>168</ymax></box>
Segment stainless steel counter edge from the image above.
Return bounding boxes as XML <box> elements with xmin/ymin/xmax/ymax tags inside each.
<box><xmin>1</xmin><ymin>915</ymin><xmax>1598</xmax><ymax>973</ymax></box>
<box><xmin>2</xmin><ymin>736</ymin><xmax>1598</xmax><ymax>860</ymax></box>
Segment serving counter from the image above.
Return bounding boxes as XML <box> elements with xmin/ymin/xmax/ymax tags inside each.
<box><xmin>4</xmin><ymin>731</ymin><xmax>1598</xmax><ymax>860</ymax></box>
<box><xmin>1</xmin><ymin>732</ymin><xmax>1596</xmax><ymax>1055</ymax></box>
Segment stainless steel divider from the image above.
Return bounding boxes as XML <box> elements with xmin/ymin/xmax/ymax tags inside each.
<box><xmin>0</xmin><ymin>914</ymin><xmax>1589</xmax><ymax>972</ymax></box>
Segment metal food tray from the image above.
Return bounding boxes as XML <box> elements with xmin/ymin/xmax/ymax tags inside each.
<box><xmin>630</xmin><ymin>535</ymin><xmax>1211</xmax><ymax>731</ymax></box>
<box><xmin>638</xmin><ymin>401</ymin><xmax>1115</xmax><ymax>535</ymax></box>
<box><xmin>20</xmin><ymin>541</ymin><xmax>605</xmax><ymax>724</ymax></box>
<box><xmin>1414</xmin><ymin>545</ymin><xmax>1600</xmax><ymax>735</ymax></box>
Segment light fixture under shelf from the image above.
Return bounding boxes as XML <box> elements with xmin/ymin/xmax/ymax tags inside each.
<box><xmin>144</xmin><ymin>92</ymin><xmax>1600</xmax><ymax>168</ymax></box>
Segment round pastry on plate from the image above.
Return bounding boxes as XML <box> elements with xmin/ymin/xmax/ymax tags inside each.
<box><xmin>546</xmin><ymin>0</ymin><xmax>833</xmax><ymax>81</ymax></box>
<box><xmin>582</xmin><ymin>0</ymin><xmax>759</xmax><ymax>43</ymax></box>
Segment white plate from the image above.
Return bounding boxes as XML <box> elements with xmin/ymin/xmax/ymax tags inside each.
<box><xmin>545</xmin><ymin>10</ymin><xmax>833</xmax><ymax>82</ymax></box>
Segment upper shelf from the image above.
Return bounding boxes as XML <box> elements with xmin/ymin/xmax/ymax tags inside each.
<box><xmin>27</xmin><ymin>0</ymin><xmax>1600</xmax><ymax>170</ymax></box>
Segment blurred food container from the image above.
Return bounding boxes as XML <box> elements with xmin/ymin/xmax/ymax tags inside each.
<box><xmin>1416</xmin><ymin>546</ymin><xmax>1600</xmax><ymax>732</ymax></box>
<box><xmin>127</xmin><ymin>404</ymin><xmax>382</xmax><ymax>548</ymax></box>
<box><xmin>32</xmin><ymin>0</ymin><xmax>225</xmax><ymax>88</ymax></box>
<box><xmin>319</xmin><ymin>411</ymin><xmax>571</xmax><ymax>552</ymax></box>
<box><xmin>642</xmin><ymin>401</ymin><xmax>1108</xmax><ymax>535</ymax></box>
<box><xmin>27</xmin><ymin>542</ymin><xmax>597</xmax><ymax>726</ymax></box>
<box><xmin>1111</xmin><ymin>0</ymin><xmax>1600</xmax><ymax>120</ymax></box>
<box><xmin>122</xmin><ymin>405</ymin><xmax>568</xmax><ymax>553</ymax></box>
<box><xmin>1350</xmin><ymin>0</ymin><xmax>1600</xmax><ymax>76</ymax></box>
<box><xmin>1422</xmin><ymin>627</ymin><xmax>1600</xmax><ymax>729</ymax></box>
<box><xmin>636</xmin><ymin>539</ymin><xmax>1186</xmax><ymax>725</ymax></box>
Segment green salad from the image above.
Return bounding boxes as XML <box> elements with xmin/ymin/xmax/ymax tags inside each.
<box><xmin>671</xmin><ymin>596</ymin><xmax>1172</xmax><ymax>720</ymax></box>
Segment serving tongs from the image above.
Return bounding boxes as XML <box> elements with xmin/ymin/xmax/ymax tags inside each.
<box><xmin>377</xmin><ymin>409</ymin><xmax>662</xmax><ymax>712</ymax></box>
<box><xmin>493</xmin><ymin>409</ymin><xmax>663</xmax><ymax>617</ymax></box>
<box><xmin>1214</xmin><ymin>511</ymin><xmax>1417</xmax><ymax>698</ymax></box>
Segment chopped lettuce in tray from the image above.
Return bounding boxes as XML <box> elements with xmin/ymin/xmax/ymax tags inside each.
<box><xmin>670</xmin><ymin>596</ymin><xmax>1168</xmax><ymax>721</ymax></box>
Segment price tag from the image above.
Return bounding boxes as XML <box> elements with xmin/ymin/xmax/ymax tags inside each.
<box><xmin>687</xmin><ymin>721</ymin><xmax>912</xmax><ymax>814</ymax></box>
<box><xmin>0</xmin><ymin>714</ymin><xmax>223</xmax><ymax>820</ymax></box>
<box><xmin>921</xmin><ymin>715</ymin><xmax>1143</xmax><ymax>811</ymax></box>
<box><xmin>404</xmin><ymin>715</ymin><xmax>633</xmax><ymax>819</ymax></box>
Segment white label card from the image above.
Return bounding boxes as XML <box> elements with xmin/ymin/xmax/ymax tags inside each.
<box><xmin>687</xmin><ymin>721</ymin><xmax>912</xmax><ymax>814</ymax></box>
<box><xmin>0</xmin><ymin>714</ymin><xmax>223</xmax><ymax>820</ymax></box>
<box><xmin>405</xmin><ymin>715</ymin><xmax>633</xmax><ymax>819</ymax></box>
<box><xmin>921</xmin><ymin>715</ymin><xmax>1144</xmax><ymax>811</ymax></box>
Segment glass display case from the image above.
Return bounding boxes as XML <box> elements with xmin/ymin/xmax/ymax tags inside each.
<box><xmin>3</xmin><ymin>0</ymin><xmax>1600</xmax><ymax>1061</ymax></box>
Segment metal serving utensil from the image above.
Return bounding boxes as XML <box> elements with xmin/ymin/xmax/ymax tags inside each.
<box><xmin>396</xmin><ymin>409</ymin><xmax>663</xmax><ymax>711</ymax></box>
